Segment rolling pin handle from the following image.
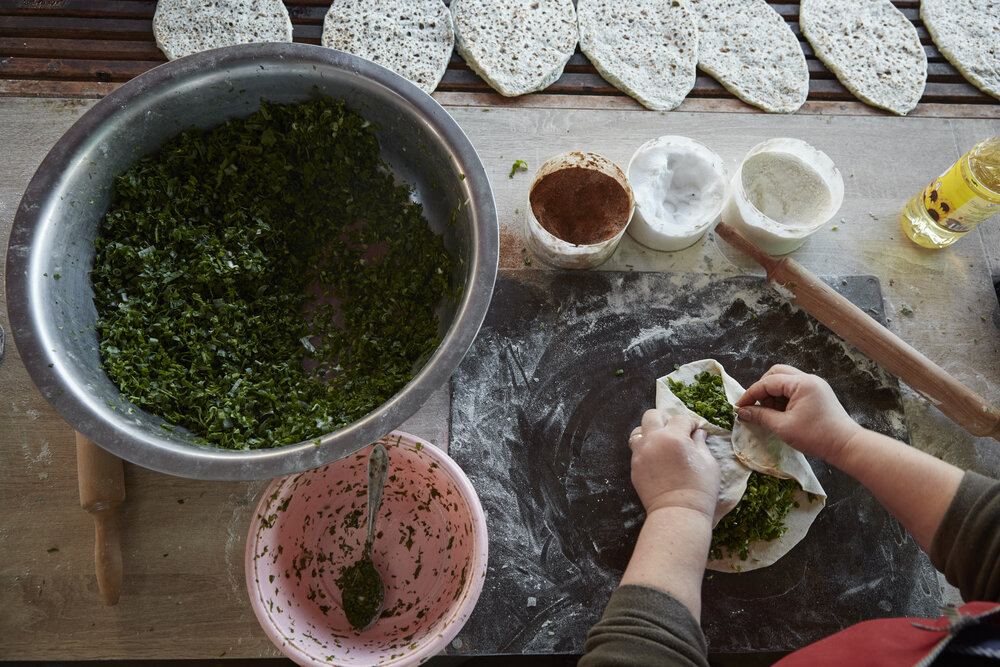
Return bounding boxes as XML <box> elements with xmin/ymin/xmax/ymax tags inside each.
<box><xmin>76</xmin><ymin>432</ymin><xmax>126</xmax><ymax>606</ymax></box>
<box><xmin>715</xmin><ymin>222</ymin><xmax>1000</xmax><ymax>442</ymax></box>
<box><xmin>93</xmin><ymin>510</ymin><xmax>123</xmax><ymax>605</ymax></box>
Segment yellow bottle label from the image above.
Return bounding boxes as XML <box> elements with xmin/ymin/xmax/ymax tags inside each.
<box><xmin>920</xmin><ymin>157</ymin><xmax>1000</xmax><ymax>233</ymax></box>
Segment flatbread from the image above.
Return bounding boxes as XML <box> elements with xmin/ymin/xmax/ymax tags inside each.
<box><xmin>577</xmin><ymin>0</ymin><xmax>699</xmax><ymax>111</ymax></box>
<box><xmin>922</xmin><ymin>0</ymin><xmax>1000</xmax><ymax>101</ymax></box>
<box><xmin>655</xmin><ymin>362</ymin><xmax>750</xmax><ymax>524</ymax></box>
<box><xmin>451</xmin><ymin>0</ymin><xmax>578</xmax><ymax>97</ymax></box>
<box><xmin>685</xmin><ymin>0</ymin><xmax>808</xmax><ymax>113</ymax></box>
<box><xmin>153</xmin><ymin>0</ymin><xmax>293</xmax><ymax>61</ymax></box>
<box><xmin>655</xmin><ymin>359</ymin><xmax>826</xmax><ymax>572</ymax></box>
<box><xmin>321</xmin><ymin>0</ymin><xmax>454</xmax><ymax>94</ymax></box>
<box><xmin>800</xmin><ymin>0</ymin><xmax>926</xmax><ymax>115</ymax></box>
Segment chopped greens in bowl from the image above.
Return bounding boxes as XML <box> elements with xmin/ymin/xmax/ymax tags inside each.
<box><xmin>93</xmin><ymin>97</ymin><xmax>456</xmax><ymax>451</ymax></box>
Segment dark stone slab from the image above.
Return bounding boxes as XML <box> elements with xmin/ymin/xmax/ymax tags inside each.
<box><xmin>449</xmin><ymin>270</ymin><xmax>940</xmax><ymax>656</ymax></box>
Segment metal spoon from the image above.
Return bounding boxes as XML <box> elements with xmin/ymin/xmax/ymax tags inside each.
<box><xmin>339</xmin><ymin>443</ymin><xmax>388</xmax><ymax>630</ymax></box>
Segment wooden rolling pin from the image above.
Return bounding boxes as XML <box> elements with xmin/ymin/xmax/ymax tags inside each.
<box><xmin>714</xmin><ymin>221</ymin><xmax>1000</xmax><ymax>442</ymax></box>
<box><xmin>76</xmin><ymin>432</ymin><xmax>125</xmax><ymax>605</ymax></box>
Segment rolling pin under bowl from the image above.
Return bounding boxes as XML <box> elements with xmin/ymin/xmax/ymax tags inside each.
<box><xmin>76</xmin><ymin>432</ymin><xmax>125</xmax><ymax>605</ymax></box>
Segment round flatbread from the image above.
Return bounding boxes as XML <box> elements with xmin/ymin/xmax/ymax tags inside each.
<box><xmin>577</xmin><ymin>0</ymin><xmax>699</xmax><ymax>111</ymax></box>
<box><xmin>655</xmin><ymin>359</ymin><xmax>827</xmax><ymax>572</ymax></box>
<box><xmin>451</xmin><ymin>0</ymin><xmax>578</xmax><ymax>97</ymax></box>
<box><xmin>321</xmin><ymin>0</ymin><xmax>454</xmax><ymax>94</ymax></box>
<box><xmin>153</xmin><ymin>0</ymin><xmax>292</xmax><ymax>61</ymax></box>
<box><xmin>800</xmin><ymin>0</ymin><xmax>926</xmax><ymax>115</ymax></box>
<box><xmin>922</xmin><ymin>0</ymin><xmax>1000</xmax><ymax>102</ymax></box>
<box><xmin>685</xmin><ymin>0</ymin><xmax>808</xmax><ymax>113</ymax></box>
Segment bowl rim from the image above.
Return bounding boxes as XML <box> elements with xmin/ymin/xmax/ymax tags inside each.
<box><xmin>244</xmin><ymin>430</ymin><xmax>489</xmax><ymax>666</ymax></box>
<box><xmin>5</xmin><ymin>43</ymin><xmax>498</xmax><ymax>480</ymax></box>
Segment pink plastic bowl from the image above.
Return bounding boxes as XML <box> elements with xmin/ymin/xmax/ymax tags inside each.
<box><xmin>245</xmin><ymin>431</ymin><xmax>488</xmax><ymax>666</ymax></box>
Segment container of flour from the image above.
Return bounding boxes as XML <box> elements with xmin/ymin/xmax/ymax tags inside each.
<box><xmin>722</xmin><ymin>138</ymin><xmax>844</xmax><ymax>255</ymax></box>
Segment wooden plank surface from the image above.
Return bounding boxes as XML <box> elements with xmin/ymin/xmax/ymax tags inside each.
<box><xmin>1</xmin><ymin>0</ymin><xmax>998</xmax><ymax>116</ymax></box>
<box><xmin>1</xmin><ymin>96</ymin><xmax>998</xmax><ymax>659</ymax></box>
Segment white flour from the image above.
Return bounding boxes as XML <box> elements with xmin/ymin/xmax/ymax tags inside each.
<box><xmin>742</xmin><ymin>151</ymin><xmax>832</xmax><ymax>226</ymax></box>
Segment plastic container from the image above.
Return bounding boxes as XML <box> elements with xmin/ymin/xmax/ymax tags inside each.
<box><xmin>722</xmin><ymin>138</ymin><xmax>844</xmax><ymax>256</ymax></box>
<box><xmin>245</xmin><ymin>431</ymin><xmax>488</xmax><ymax>667</ymax></box>
<box><xmin>626</xmin><ymin>136</ymin><xmax>729</xmax><ymax>252</ymax></box>
<box><xmin>524</xmin><ymin>151</ymin><xmax>635</xmax><ymax>269</ymax></box>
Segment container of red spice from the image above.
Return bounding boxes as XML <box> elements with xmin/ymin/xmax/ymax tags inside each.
<box><xmin>525</xmin><ymin>151</ymin><xmax>635</xmax><ymax>269</ymax></box>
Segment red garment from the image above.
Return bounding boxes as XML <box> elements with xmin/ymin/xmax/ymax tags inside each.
<box><xmin>773</xmin><ymin>602</ymin><xmax>1000</xmax><ymax>667</ymax></box>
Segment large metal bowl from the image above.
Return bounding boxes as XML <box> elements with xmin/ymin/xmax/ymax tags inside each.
<box><xmin>5</xmin><ymin>44</ymin><xmax>497</xmax><ymax>480</ymax></box>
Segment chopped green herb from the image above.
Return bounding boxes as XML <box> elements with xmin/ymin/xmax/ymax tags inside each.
<box><xmin>91</xmin><ymin>97</ymin><xmax>457</xmax><ymax>450</ymax></box>
<box><xmin>710</xmin><ymin>472</ymin><xmax>800</xmax><ymax>561</ymax></box>
<box><xmin>667</xmin><ymin>371</ymin><xmax>734</xmax><ymax>430</ymax></box>
<box><xmin>509</xmin><ymin>159</ymin><xmax>528</xmax><ymax>178</ymax></box>
<box><xmin>900</xmin><ymin>304</ymin><xmax>914</xmax><ymax>316</ymax></box>
<box><xmin>336</xmin><ymin>558</ymin><xmax>383</xmax><ymax>630</ymax></box>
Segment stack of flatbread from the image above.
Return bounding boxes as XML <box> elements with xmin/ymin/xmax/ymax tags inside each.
<box><xmin>656</xmin><ymin>360</ymin><xmax>827</xmax><ymax>572</ymax></box>
<box><xmin>922</xmin><ymin>0</ymin><xmax>1000</xmax><ymax>102</ymax></box>
<box><xmin>451</xmin><ymin>0</ymin><xmax>578</xmax><ymax>97</ymax></box>
<box><xmin>685</xmin><ymin>0</ymin><xmax>809</xmax><ymax>113</ymax></box>
<box><xmin>800</xmin><ymin>0</ymin><xmax>926</xmax><ymax>115</ymax></box>
<box><xmin>153</xmin><ymin>0</ymin><xmax>292</xmax><ymax>61</ymax></box>
<box><xmin>321</xmin><ymin>0</ymin><xmax>454</xmax><ymax>95</ymax></box>
<box><xmin>577</xmin><ymin>0</ymin><xmax>699</xmax><ymax>112</ymax></box>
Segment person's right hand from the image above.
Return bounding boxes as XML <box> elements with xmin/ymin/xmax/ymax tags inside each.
<box><xmin>734</xmin><ymin>364</ymin><xmax>863</xmax><ymax>465</ymax></box>
<box><xmin>628</xmin><ymin>410</ymin><xmax>720</xmax><ymax>520</ymax></box>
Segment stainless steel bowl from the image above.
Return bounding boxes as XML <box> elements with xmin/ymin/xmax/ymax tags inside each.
<box><xmin>5</xmin><ymin>44</ymin><xmax>497</xmax><ymax>480</ymax></box>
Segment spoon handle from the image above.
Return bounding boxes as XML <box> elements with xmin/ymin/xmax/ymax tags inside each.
<box><xmin>365</xmin><ymin>443</ymin><xmax>389</xmax><ymax>554</ymax></box>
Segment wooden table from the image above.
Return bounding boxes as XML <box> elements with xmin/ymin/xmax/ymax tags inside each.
<box><xmin>2</xmin><ymin>2</ymin><xmax>1000</xmax><ymax>661</ymax></box>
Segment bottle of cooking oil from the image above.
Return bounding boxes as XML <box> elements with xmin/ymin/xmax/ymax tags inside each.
<box><xmin>900</xmin><ymin>134</ymin><xmax>1000</xmax><ymax>249</ymax></box>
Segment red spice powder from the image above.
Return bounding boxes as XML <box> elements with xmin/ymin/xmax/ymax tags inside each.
<box><xmin>529</xmin><ymin>167</ymin><xmax>630</xmax><ymax>245</ymax></box>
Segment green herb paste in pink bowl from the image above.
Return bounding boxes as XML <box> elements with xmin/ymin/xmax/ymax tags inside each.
<box><xmin>245</xmin><ymin>431</ymin><xmax>488</xmax><ymax>665</ymax></box>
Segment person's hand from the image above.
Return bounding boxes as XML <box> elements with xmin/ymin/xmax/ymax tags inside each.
<box><xmin>628</xmin><ymin>410</ymin><xmax>720</xmax><ymax>520</ymax></box>
<box><xmin>734</xmin><ymin>364</ymin><xmax>863</xmax><ymax>465</ymax></box>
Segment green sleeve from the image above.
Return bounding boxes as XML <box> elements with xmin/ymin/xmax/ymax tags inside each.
<box><xmin>930</xmin><ymin>470</ymin><xmax>1000</xmax><ymax>602</ymax></box>
<box><xmin>579</xmin><ymin>584</ymin><xmax>710</xmax><ymax>667</ymax></box>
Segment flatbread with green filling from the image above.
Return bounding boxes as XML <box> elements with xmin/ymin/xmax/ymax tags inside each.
<box><xmin>656</xmin><ymin>359</ymin><xmax>826</xmax><ymax>572</ymax></box>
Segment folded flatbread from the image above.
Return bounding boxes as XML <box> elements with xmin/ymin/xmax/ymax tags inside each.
<box><xmin>656</xmin><ymin>359</ymin><xmax>826</xmax><ymax>571</ymax></box>
<box><xmin>321</xmin><ymin>0</ymin><xmax>454</xmax><ymax>94</ymax></box>
<box><xmin>153</xmin><ymin>0</ymin><xmax>293</xmax><ymax>61</ymax></box>
<box><xmin>451</xmin><ymin>0</ymin><xmax>578</xmax><ymax>97</ymax></box>
<box><xmin>800</xmin><ymin>0</ymin><xmax>926</xmax><ymax>115</ymax></box>
<box><xmin>685</xmin><ymin>0</ymin><xmax>809</xmax><ymax>113</ymax></box>
<box><xmin>922</xmin><ymin>0</ymin><xmax>1000</xmax><ymax>102</ymax></box>
<box><xmin>577</xmin><ymin>0</ymin><xmax>699</xmax><ymax>111</ymax></box>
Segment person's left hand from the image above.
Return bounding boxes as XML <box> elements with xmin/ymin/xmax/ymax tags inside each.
<box><xmin>628</xmin><ymin>409</ymin><xmax>720</xmax><ymax>520</ymax></box>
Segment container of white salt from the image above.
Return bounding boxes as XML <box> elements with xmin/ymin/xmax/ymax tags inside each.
<box><xmin>723</xmin><ymin>138</ymin><xmax>844</xmax><ymax>255</ymax></box>
<box><xmin>626</xmin><ymin>136</ymin><xmax>729</xmax><ymax>252</ymax></box>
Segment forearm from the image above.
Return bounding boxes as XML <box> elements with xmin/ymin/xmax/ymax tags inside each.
<box><xmin>831</xmin><ymin>428</ymin><xmax>964</xmax><ymax>553</ymax></box>
<box><xmin>620</xmin><ymin>506</ymin><xmax>713</xmax><ymax>619</ymax></box>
